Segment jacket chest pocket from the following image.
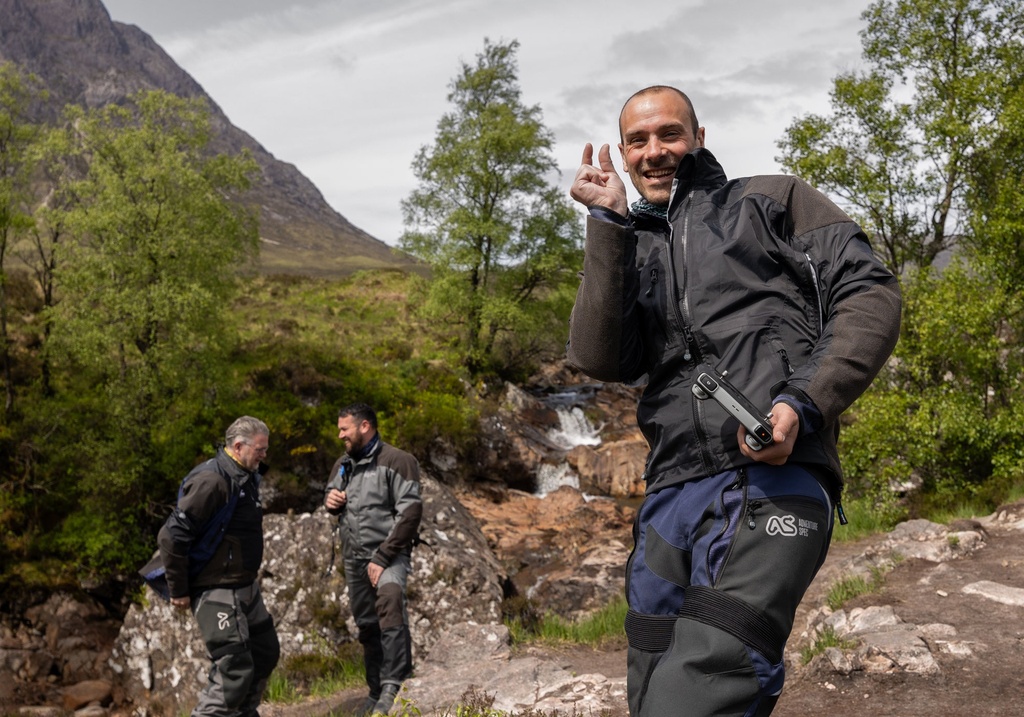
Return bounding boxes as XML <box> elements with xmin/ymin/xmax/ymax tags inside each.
<box><xmin>637</xmin><ymin>246</ymin><xmax>672</xmax><ymax>341</ymax></box>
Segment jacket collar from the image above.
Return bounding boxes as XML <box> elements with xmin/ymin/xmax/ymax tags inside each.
<box><xmin>347</xmin><ymin>433</ymin><xmax>383</xmax><ymax>465</ymax></box>
<box><xmin>667</xmin><ymin>147</ymin><xmax>728</xmax><ymax>215</ymax></box>
<box><xmin>215</xmin><ymin>446</ymin><xmax>259</xmax><ymax>486</ymax></box>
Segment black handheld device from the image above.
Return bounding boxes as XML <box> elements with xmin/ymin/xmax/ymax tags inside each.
<box><xmin>690</xmin><ymin>363</ymin><xmax>775</xmax><ymax>451</ymax></box>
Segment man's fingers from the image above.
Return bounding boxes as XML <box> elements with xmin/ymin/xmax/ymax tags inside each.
<box><xmin>597</xmin><ymin>143</ymin><xmax>616</xmax><ymax>171</ymax></box>
<box><xmin>581</xmin><ymin>143</ymin><xmax>594</xmax><ymax>167</ymax></box>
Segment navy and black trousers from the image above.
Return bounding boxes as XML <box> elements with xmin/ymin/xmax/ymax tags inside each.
<box><xmin>625</xmin><ymin>463</ymin><xmax>833</xmax><ymax>717</ymax></box>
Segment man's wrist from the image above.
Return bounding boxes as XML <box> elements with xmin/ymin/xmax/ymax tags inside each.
<box><xmin>589</xmin><ymin>205</ymin><xmax>629</xmax><ymax>225</ymax></box>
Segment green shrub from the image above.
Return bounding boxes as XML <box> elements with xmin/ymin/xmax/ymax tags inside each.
<box><xmin>266</xmin><ymin>639</ymin><xmax>365</xmax><ymax>703</ymax></box>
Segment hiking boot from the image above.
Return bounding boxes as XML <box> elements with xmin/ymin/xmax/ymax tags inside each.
<box><xmin>355</xmin><ymin>695</ymin><xmax>378</xmax><ymax>717</ymax></box>
<box><xmin>372</xmin><ymin>684</ymin><xmax>400</xmax><ymax>715</ymax></box>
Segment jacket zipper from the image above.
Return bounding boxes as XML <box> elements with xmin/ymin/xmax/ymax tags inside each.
<box><xmin>778</xmin><ymin>346</ymin><xmax>794</xmax><ymax>375</ymax></box>
<box><xmin>666</xmin><ymin>190</ymin><xmax>698</xmax><ymax>364</ymax></box>
<box><xmin>670</xmin><ymin>188</ymin><xmax>716</xmax><ymax>469</ymax></box>
<box><xmin>710</xmin><ymin>471</ymin><xmax>746</xmax><ymax>587</ymax></box>
<box><xmin>803</xmin><ymin>253</ymin><xmax>824</xmax><ymax>334</ymax></box>
<box><xmin>645</xmin><ymin>268</ymin><xmax>658</xmax><ymax>296</ymax></box>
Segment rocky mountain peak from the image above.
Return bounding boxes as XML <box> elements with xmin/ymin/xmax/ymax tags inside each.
<box><xmin>0</xmin><ymin>0</ymin><xmax>415</xmax><ymax>275</ymax></box>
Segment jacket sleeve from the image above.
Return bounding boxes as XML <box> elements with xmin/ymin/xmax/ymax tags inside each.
<box><xmin>759</xmin><ymin>177</ymin><xmax>902</xmax><ymax>427</ymax></box>
<box><xmin>156</xmin><ymin>470</ymin><xmax>229</xmax><ymax>598</ymax></box>
<box><xmin>371</xmin><ymin>449</ymin><xmax>423</xmax><ymax>567</ymax></box>
<box><xmin>566</xmin><ymin>215</ymin><xmax>648</xmax><ymax>382</ymax></box>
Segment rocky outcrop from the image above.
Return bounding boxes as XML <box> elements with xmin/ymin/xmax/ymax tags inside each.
<box><xmin>402</xmin><ymin>622</ymin><xmax>628</xmax><ymax>717</ymax></box>
<box><xmin>793</xmin><ymin>516</ymin><xmax>1003</xmax><ymax>680</ymax></box>
<box><xmin>0</xmin><ymin>593</ymin><xmax>122</xmax><ymax>709</ymax></box>
<box><xmin>458</xmin><ymin>486</ymin><xmax>634</xmax><ymax>619</ymax></box>
<box><xmin>9</xmin><ymin>498</ymin><xmax>1024</xmax><ymax>717</ymax></box>
<box><xmin>0</xmin><ymin>0</ymin><xmax>411</xmax><ymax>275</ymax></box>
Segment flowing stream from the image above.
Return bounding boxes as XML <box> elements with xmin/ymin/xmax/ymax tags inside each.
<box><xmin>535</xmin><ymin>390</ymin><xmax>603</xmax><ymax>497</ymax></box>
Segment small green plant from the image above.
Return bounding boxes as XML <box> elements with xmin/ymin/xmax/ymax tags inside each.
<box><xmin>264</xmin><ymin>638</ymin><xmax>366</xmax><ymax>704</ymax></box>
<box><xmin>831</xmin><ymin>494</ymin><xmax>905</xmax><ymax>542</ymax></box>
<box><xmin>264</xmin><ymin>671</ymin><xmax>300</xmax><ymax>704</ymax></box>
<box><xmin>505</xmin><ymin>595</ymin><xmax>627</xmax><ymax>647</ymax></box>
<box><xmin>825</xmin><ymin>565</ymin><xmax>888</xmax><ymax>611</ymax></box>
<box><xmin>923</xmin><ymin>496</ymin><xmax>990</xmax><ymax>525</ymax></box>
<box><xmin>800</xmin><ymin>625</ymin><xmax>858</xmax><ymax>665</ymax></box>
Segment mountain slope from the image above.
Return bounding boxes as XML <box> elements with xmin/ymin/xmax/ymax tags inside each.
<box><xmin>0</xmin><ymin>0</ymin><xmax>416</xmax><ymax>275</ymax></box>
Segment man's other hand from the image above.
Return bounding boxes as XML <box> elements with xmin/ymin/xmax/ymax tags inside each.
<box><xmin>325</xmin><ymin>488</ymin><xmax>347</xmax><ymax>511</ymax></box>
<box><xmin>571</xmin><ymin>143</ymin><xmax>629</xmax><ymax>217</ymax></box>
<box><xmin>738</xmin><ymin>402</ymin><xmax>799</xmax><ymax>465</ymax></box>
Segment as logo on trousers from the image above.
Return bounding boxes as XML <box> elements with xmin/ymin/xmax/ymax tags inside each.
<box><xmin>217</xmin><ymin>611</ymin><xmax>231</xmax><ymax>630</ymax></box>
<box><xmin>765</xmin><ymin>515</ymin><xmax>798</xmax><ymax>537</ymax></box>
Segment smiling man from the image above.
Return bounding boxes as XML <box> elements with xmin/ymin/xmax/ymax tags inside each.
<box><xmin>567</xmin><ymin>86</ymin><xmax>902</xmax><ymax>716</ymax></box>
<box><xmin>324</xmin><ymin>403</ymin><xmax>422</xmax><ymax>716</ymax></box>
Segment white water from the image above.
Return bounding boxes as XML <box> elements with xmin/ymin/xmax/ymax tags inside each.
<box><xmin>535</xmin><ymin>407</ymin><xmax>601</xmax><ymax>496</ymax></box>
<box><xmin>535</xmin><ymin>462</ymin><xmax>580</xmax><ymax>497</ymax></box>
<box><xmin>547</xmin><ymin>406</ymin><xmax>601</xmax><ymax>449</ymax></box>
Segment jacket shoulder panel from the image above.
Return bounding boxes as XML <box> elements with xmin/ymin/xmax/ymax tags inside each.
<box><xmin>741</xmin><ymin>175</ymin><xmax>854</xmax><ymax>240</ymax></box>
<box><xmin>378</xmin><ymin>443</ymin><xmax>421</xmax><ymax>483</ymax></box>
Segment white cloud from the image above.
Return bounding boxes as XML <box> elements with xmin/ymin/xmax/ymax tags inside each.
<box><xmin>103</xmin><ymin>0</ymin><xmax>873</xmax><ymax>245</ymax></box>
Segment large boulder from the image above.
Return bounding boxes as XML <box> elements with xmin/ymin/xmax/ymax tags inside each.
<box><xmin>458</xmin><ymin>485</ymin><xmax>634</xmax><ymax>620</ymax></box>
<box><xmin>108</xmin><ymin>475</ymin><xmax>503</xmax><ymax>716</ymax></box>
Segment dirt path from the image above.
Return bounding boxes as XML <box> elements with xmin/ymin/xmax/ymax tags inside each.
<box><xmin>774</xmin><ymin>519</ymin><xmax>1024</xmax><ymax>717</ymax></box>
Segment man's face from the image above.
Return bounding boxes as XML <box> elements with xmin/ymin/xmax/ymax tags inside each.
<box><xmin>618</xmin><ymin>90</ymin><xmax>705</xmax><ymax>206</ymax></box>
<box><xmin>234</xmin><ymin>433</ymin><xmax>269</xmax><ymax>472</ymax></box>
<box><xmin>338</xmin><ymin>415</ymin><xmax>371</xmax><ymax>454</ymax></box>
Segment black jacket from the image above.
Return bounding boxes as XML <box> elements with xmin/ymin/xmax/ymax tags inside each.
<box><xmin>567</xmin><ymin>148</ymin><xmax>901</xmax><ymax>494</ymax></box>
<box><xmin>157</xmin><ymin>448</ymin><xmax>265</xmax><ymax>597</ymax></box>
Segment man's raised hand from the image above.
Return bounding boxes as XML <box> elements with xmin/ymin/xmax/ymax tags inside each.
<box><xmin>571</xmin><ymin>143</ymin><xmax>628</xmax><ymax>217</ymax></box>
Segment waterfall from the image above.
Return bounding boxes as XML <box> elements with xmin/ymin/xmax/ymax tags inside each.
<box><xmin>536</xmin><ymin>463</ymin><xmax>580</xmax><ymax>497</ymax></box>
<box><xmin>535</xmin><ymin>405</ymin><xmax>601</xmax><ymax>496</ymax></box>
<box><xmin>547</xmin><ymin>406</ymin><xmax>601</xmax><ymax>449</ymax></box>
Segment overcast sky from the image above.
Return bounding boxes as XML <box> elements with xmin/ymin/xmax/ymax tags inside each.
<box><xmin>101</xmin><ymin>0</ymin><xmax>872</xmax><ymax>245</ymax></box>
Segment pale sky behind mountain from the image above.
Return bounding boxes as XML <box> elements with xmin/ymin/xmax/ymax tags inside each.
<box><xmin>101</xmin><ymin>0</ymin><xmax>872</xmax><ymax>246</ymax></box>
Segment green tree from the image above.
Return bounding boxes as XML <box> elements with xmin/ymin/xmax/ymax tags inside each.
<box><xmin>777</xmin><ymin>0</ymin><xmax>1023</xmax><ymax>275</ymax></box>
<box><xmin>0</xmin><ymin>63</ymin><xmax>45</xmax><ymax>415</ymax></box>
<box><xmin>782</xmin><ymin>0</ymin><xmax>1024</xmax><ymax>515</ymax></box>
<box><xmin>400</xmin><ymin>39</ymin><xmax>583</xmax><ymax>375</ymax></box>
<box><xmin>44</xmin><ymin>90</ymin><xmax>258</xmax><ymax>575</ymax></box>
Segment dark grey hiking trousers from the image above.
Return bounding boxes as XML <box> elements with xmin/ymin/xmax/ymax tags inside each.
<box><xmin>345</xmin><ymin>554</ymin><xmax>413</xmax><ymax>698</ymax></box>
<box><xmin>191</xmin><ymin>583</ymin><xmax>280</xmax><ymax>717</ymax></box>
<box><xmin>625</xmin><ymin>464</ymin><xmax>833</xmax><ymax>717</ymax></box>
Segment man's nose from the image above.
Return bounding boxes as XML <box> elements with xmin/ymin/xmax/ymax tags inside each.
<box><xmin>644</xmin><ymin>137</ymin><xmax>664</xmax><ymax>159</ymax></box>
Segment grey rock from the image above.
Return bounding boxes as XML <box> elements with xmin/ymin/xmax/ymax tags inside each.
<box><xmin>402</xmin><ymin>622</ymin><xmax>627</xmax><ymax>717</ymax></box>
<box><xmin>961</xmin><ymin>580</ymin><xmax>1024</xmax><ymax>607</ymax></box>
